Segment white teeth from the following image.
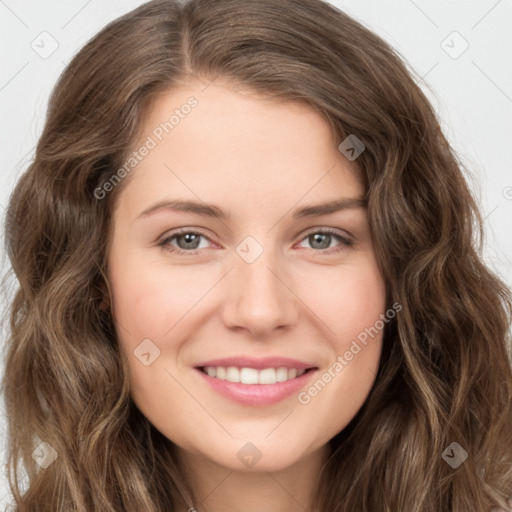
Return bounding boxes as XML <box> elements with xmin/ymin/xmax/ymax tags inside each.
<box><xmin>202</xmin><ymin>366</ymin><xmax>309</xmax><ymax>384</ymax></box>
<box><xmin>225</xmin><ymin>366</ymin><xmax>240</xmax><ymax>383</ymax></box>
<box><xmin>240</xmin><ymin>368</ymin><xmax>259</xmax><ymax>384</ymax></box>
<box><xmin>258</xmin><ymin>368</ymin><xmax>276</xmax><ymax>384</ymax></box>
<box><xmin>276</xmin><ymin>367</ymin><xmax>288</xmax><ymax>382</ymax></box>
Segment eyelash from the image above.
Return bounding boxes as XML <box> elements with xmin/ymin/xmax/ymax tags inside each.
<box><xmin>157</xmin><ymin>227</ymin><xmax>354</xmax><ymax>256</ymax></box>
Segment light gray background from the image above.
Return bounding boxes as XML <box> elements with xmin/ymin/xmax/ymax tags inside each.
<box><xmin>1</xmin><ymin>0</ymin><xmax>511</xmax><ymax>506</ymax></box>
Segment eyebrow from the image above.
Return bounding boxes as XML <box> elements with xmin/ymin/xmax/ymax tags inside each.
<box><xmin>136</xmin><ymin>197</ymin><xmax>367</xmax><ymax>221</ymax></box>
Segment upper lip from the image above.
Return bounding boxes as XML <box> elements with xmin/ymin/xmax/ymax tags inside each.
<box><xmin>194</xmin><ymin>356</ymin><xmax>317</xmax><ymax>370</ymax></box>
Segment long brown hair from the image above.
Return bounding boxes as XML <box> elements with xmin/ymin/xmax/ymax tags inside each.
<box><xmin>2</xmin><ymin>0</ymin><xmax>511</xmax><ymax>510</ymax></box>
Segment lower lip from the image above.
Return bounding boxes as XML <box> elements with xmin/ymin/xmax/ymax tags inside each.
<box><xmin>194</xmin><ymin>367</ymin><xmax>317</xmax><ymax>407</ymax></box>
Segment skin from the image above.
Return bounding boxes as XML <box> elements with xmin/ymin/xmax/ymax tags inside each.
<box><xmin>106</xmin><ymin>79</ymin><xmax>386</xmax><ymax>512</ymax></box>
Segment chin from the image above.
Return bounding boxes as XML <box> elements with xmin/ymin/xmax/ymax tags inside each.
<box><xmin>212</xmin><ymin>451</ymin><xmax>300</xmax><ymax>473</ymax></box>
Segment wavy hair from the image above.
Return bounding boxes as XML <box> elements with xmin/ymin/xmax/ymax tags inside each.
<box><xmin>2</xmin><ymin>0</ymin><xmax>511</xmax><ymax>510</ymax></box>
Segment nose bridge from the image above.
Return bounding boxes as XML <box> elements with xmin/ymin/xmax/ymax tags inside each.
<box><xmin>221</xmin><ymin>235</ymin><xmax>297</xmax><ymax>335</ymax></box>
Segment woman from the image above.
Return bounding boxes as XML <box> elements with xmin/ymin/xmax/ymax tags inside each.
<box><xmin>2</xmin><ymin>0</ymin><xmax>511</xmax><ymax>510</ymax></box>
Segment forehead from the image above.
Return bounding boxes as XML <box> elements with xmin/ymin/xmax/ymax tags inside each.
<box><xmin>114</xmin><ymin>80</ymin><xmax>363</xmax><ymax>219</ymax></box>
<box><xmin>139</xmin><ymin>80</ymin><xmax>337</xmax><ymax>152</ymax></box>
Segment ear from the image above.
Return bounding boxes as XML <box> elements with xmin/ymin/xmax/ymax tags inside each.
<box><xmin>99</xmin><ymin>281</ymin><xmax>110</xmax><ymax>311</ymax></box>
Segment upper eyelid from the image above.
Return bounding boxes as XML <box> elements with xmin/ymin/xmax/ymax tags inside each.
<box><xmin>300</xmin><ymin>226</ymin><xmax>353</xmax><ymax>239</ymax></box>
<box><xmin>159</xmin><ymin>226</ymin><xmax>353</xmax><ymax>247</ymax></box>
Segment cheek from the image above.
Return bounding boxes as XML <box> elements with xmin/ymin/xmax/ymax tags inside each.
<box><xmin>109</xmin><ymin>255</ymin><xmax>209</xmax><ymax>343</ymax></box>
<box><xmin>293</xmin><ymin>256</ymin><xmax>386</xmax><ymax>434</ymax></box>
<box><xmin>107</xmin><ymin>257</ymin><xmax>199</xmax><ymax>434</ymax></box>
<box><xmin>305</xmin><ymin>256</ymin><xmax>386</xmax><ymax>345</ymax></box>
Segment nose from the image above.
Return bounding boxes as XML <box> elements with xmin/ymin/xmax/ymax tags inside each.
<box><xmin>219</xmin><ymin>245</ymin><xmax>299</xmax><ymax>337</ymax></box>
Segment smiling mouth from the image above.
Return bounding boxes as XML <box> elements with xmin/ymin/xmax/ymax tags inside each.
<box><xmin>197</xmin><ymin>366</ymin><xmax>317</xmax><ymax>385</ymax></box>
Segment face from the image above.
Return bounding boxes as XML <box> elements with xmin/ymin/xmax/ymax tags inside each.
<box><xmin>107</xmin><ymin>80</ymin><xmax>386</xmax><ymax>473</ymax></box>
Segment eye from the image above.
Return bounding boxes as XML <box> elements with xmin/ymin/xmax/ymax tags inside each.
<box><xmin>158</xmin><ymin>229</ymin><xmax>212</xmax><ymax>255</ymax></box>
<box><xmin>157</xmin><ymin>227</ymin><xmax>354</xmax><ymax>256</ymax></box>
<box><xmin>297</xmin><ymin>228</ymin><xmax>354</xmax><ymax>254</ymax></box>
